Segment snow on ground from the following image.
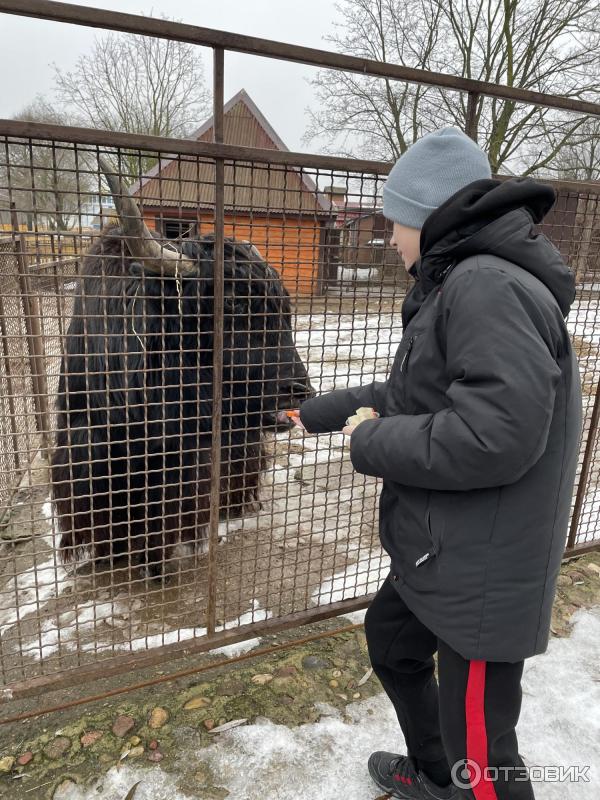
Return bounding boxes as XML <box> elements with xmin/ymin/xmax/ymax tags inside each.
<box><xmin>575</xmin><ymin>486</ymin><xmax>600</xmax><ymax>541</ymax></box>
<box><xmin>567</xmin><ymin>298</ymin><xmax>600</xmax><ymax>343</ymax></box>
<box><xmin>30</xmin><ymin>599</ymin><xmax>272</xmax><ymax>661</ymax></box>
<box><xmin>294</xmin><ymin>312</ymin><xmax>399</xmax><ymax>393</ymax></box>
<box><xmin>0</xmin><ymin>554</ymin><xmax>68</xmax><ymax>636</ymax></box>
<box><xmin>56</xmin><ymin>604</ymin><xmax>600</xmax><ymax>800</ymax></box>
<box><xmin>310</xmin><ymin>552</ymin><xmax>390</xmax><ymax>607</ymax></box>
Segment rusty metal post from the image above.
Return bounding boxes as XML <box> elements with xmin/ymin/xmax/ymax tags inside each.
<box><xmin>10</xmin><ymin>203</ymin><xmax>50</xmax><ymax>454</ymax></box>
<box><xmin>206</xmin><ymin>47</ymin><xmax>226</xmax><ymax>636</ymax></box>
<box><xmin>567</xmin><ymin>378</ymin><xmax>600</xmax><ymax>549</ymax></box>
<box><xmin>465</xmin><ymin>91</ymin><xmax>479</xmax><ymax>142</ymax></box>
<box><xmin>325</xmin><ymin>222</ymin><xmax>342</xmax><ymax>290</ymax></box>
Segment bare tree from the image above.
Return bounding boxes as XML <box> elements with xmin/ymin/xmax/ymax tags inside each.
<box><xmin>54</xmin><ymin>20</ymin><xmax>210</xmax><ymax>179</ymax></box>
<box><xmin>304</xmin><ymin>0</ymin><xmax>600</xmax><ymax>176</ymax></box>
<box><xmin>3</xmin><ymin>97</ymin><xmax>93</xmax><ymax>230</ymax></box>
<box><xmin>542</xmin><ymin>118</ymin><xmax>600</xmax><ymax>181</ymax></box>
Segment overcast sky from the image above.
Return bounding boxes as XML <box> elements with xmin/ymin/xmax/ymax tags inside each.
<box><xmin>0</xmin><ymin>0</ymin><xmax>339</xmax><ymax>152</ymax></box>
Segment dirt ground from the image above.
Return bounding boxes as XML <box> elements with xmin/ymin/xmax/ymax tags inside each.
<box><xmin>0</xmin><ymin>551</ymin><xmax>599</xmax><ymax>800</ymax></box>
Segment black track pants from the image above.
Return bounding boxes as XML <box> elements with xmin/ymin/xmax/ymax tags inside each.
<box><xmin>364</xmin><ymin>574</ymin><xmax>535</xmax><ymax>799</ymax></box>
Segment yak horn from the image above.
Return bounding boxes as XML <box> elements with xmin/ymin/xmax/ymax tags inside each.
<box><xmin>98</xmin><ymin>155</ymin><xmax>196</xmax><ymax>277</ymax></box>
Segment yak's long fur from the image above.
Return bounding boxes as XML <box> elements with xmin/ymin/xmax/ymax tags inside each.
<box><xmin>50</xmin><ymin>227</ymin><xmax>312</xmax><ymax>576</ymax></box>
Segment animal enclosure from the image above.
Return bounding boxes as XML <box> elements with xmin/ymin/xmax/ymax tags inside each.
<box><xmin>0</xmin><ymin>136</ymin><xmax>410</xmax><ymax>699</ymax></box>
<box><xmin>1</xmin><ymin>1</ymin><xmax>600</xmax><ymax>707</ymax></box>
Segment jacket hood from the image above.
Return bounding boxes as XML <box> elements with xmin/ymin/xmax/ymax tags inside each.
<box><xmin>407</xmin><ymin>176</ymin><xmax>576</xmax><ymax>319</ymax></box>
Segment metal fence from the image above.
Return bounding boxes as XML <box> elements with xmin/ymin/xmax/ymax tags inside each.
<box><xmin>0</xmin><ymin>0</ymin><xmax>600</xmax><ymax>705</ymax></box>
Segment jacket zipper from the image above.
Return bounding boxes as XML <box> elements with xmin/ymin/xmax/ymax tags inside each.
<box><xmin>436</xmin><ymin>258</ymin><xmax>458</xmax><ymax>294</ymax></box>
<box><xmin>400</xmin><ymin>335</ymin><xmax>416</xmax><ymax>372</ymax></box>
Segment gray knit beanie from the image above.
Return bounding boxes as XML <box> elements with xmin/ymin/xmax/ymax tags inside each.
<box><xmin>382</xmin><ymin>126</ymin><xmax>492</xmax><ymax>229</ymax></box>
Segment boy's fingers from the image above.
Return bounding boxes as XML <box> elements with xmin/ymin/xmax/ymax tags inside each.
<box><xmin>286</xmin><ymin>410</ymin><xmax>306</xmax><ymax>429</ymax></box>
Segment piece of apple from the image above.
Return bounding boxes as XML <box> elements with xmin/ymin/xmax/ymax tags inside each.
<box><xmin>345</xmin><ymin>406</ymin><xmax>380</xmax><ymax>428</ymax></box>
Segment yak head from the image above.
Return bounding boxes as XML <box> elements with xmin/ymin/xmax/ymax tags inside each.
<box><xmin>99</xmin><ymin>157</ymin><xmax>315</xmax><ymax>431</ymax></box>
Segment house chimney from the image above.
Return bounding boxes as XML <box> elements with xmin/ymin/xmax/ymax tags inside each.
<box><xmin>323</xmin><ymin>185</ymin><xmax>347</xmax><ymax>206</ymax></box>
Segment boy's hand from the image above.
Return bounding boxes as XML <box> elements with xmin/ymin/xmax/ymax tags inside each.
<box><xmin>342</xmin><ymin>424</ymin><xmax>357</xmax><ymax>439</ymax></box>
<box><xmin>343</xmin><ymin>407</ymin><xmax>378</xmax><ymax>443</ymax></box>
<box><xmin>286</xmin><ymin>409</ymin><xmax>306</xmax><ymax>430</ymax></box>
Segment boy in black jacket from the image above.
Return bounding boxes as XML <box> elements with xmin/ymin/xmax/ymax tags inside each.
<box><xmin>292</xmin><ymin>128</ymin><xmax>582</xmax><ymax>799</ymax></box>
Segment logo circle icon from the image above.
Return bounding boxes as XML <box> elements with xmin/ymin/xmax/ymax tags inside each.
<box><xmin>451</xmin><ymin>758</ymin><xmax>481</xmax><ymax>789</ymax></box>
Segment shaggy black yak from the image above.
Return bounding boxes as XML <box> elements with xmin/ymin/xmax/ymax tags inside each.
<box><xmin>50</xmin><ymin>158</ymin><xmax>314</xmax><ymax>577</ymax></box>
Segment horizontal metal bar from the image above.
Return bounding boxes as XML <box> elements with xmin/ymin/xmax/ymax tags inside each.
<box><xmin>0</xmin><ymin>117</ymin><xmax>390</xmax><ymax>174</ymax></box>
<box><xmin>1</xmin><ymin>0</ymin><xmax>600</xmax><ymax>118</ymax></box>
<box><xmin>1</xmin><ymin>117</ymin><xmax>600</xmax><ymax>197</ymax></box>
<box><xmin>0</xmin><ymin>591</ymin><xmax>373</xmax><ymax>704</ymax></box>
<box><xmin>563</xmin><ymin>540</ymin><xmax>600</xmax><ymax>559</ymax></box>
<box><xmin>0</xmin><ymin>619</ymin><xmax>367</xmax><ymax>724</ymax></box>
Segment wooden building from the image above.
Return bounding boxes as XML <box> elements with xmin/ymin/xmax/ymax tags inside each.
<box><xmin>129</xmin><ymin>97</ymin><xmax>600</xmax><ymax>293</ymax></box>
<box><xmin>131</xmin><ymin>89</ymin><xmax>332</xmax><ymax>296</ymax></box>
<box><xmin>319</xmin><ymin>186</ymin><xmax>402</xmax><ymax>287</ymax></box>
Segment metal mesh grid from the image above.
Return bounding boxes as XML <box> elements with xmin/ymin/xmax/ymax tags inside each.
<box><xmin>0</xmin><ymin>137</ymin><xmax>405</xmax><ymax>691</ymax></box>
<box><xmin>0</xmin><ymin>130</ymin><xmax>598</xmax><ymax>698</ymax></box>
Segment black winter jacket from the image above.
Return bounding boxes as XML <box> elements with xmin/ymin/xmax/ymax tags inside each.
<box><xmin>299</xmin><ymin>177</ymin><xmax>583</xmax><ymax>662</ymax></box>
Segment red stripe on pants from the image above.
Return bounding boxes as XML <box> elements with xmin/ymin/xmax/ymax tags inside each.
<box><xmin>465</xmin><ymin>660</ymin><xmax>498</xmax><ymax>799</ymax></box>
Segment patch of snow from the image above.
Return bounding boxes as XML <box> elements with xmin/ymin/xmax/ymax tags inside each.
<box><xmin>567</xmin><ymin>300</ymin><xmax>600</xmax><ymax>344</ymax></box>
<box><xmin>574</xmin><ymin>485</ymin><xmax>600</xmax><ymax>542</ymax></box>
<box><xmin>517</xmin><ymin>606</ymin><xmax>600</xmax><ymax>798</ymax></box>
<box><xmin>210</xmin><ymin>636</ymin><xmax>263</xmax><ymax>659</ymax></box>
<box><xmin>0</xmin><ymin>555</ymin><xmax>69</xmax><ymax>636</ymax></box>
<box><xmin>310</xmin><ymin>553</ymin><xmax>390</xmax><ymax>607</ymax></box>
<box><xmin>17</xmin><ymin>590</ymin><xmax>269</xmax><ymax>661</ymax></box>
<box><xmin>337</xmin><ymin>607</ymin><xmax>367</xmax><ymax>625</ymax></box>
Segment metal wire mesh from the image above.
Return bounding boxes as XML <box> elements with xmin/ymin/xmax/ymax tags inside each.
<box><xmin>0</xmin><ymin>129</ymin><xmax>598</xmax><ymax>700</ymax></box>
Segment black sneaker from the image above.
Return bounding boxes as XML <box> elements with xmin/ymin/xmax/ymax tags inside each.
<box><xmin>368</xmin><ymin>752</ymin><xmax>457</xmax><ymax>799</ymax></box>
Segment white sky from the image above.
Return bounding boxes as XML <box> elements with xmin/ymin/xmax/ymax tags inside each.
<box><xmin>0</xmin><ymin>0</ymin><xmax>340</xmax><ymax>152</ymax></box>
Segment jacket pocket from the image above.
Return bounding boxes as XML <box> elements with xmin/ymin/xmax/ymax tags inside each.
<box><xmin>416</xmin><ymin>490</ymin><xmax>443</xmax><ymax>569</ymax></box>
